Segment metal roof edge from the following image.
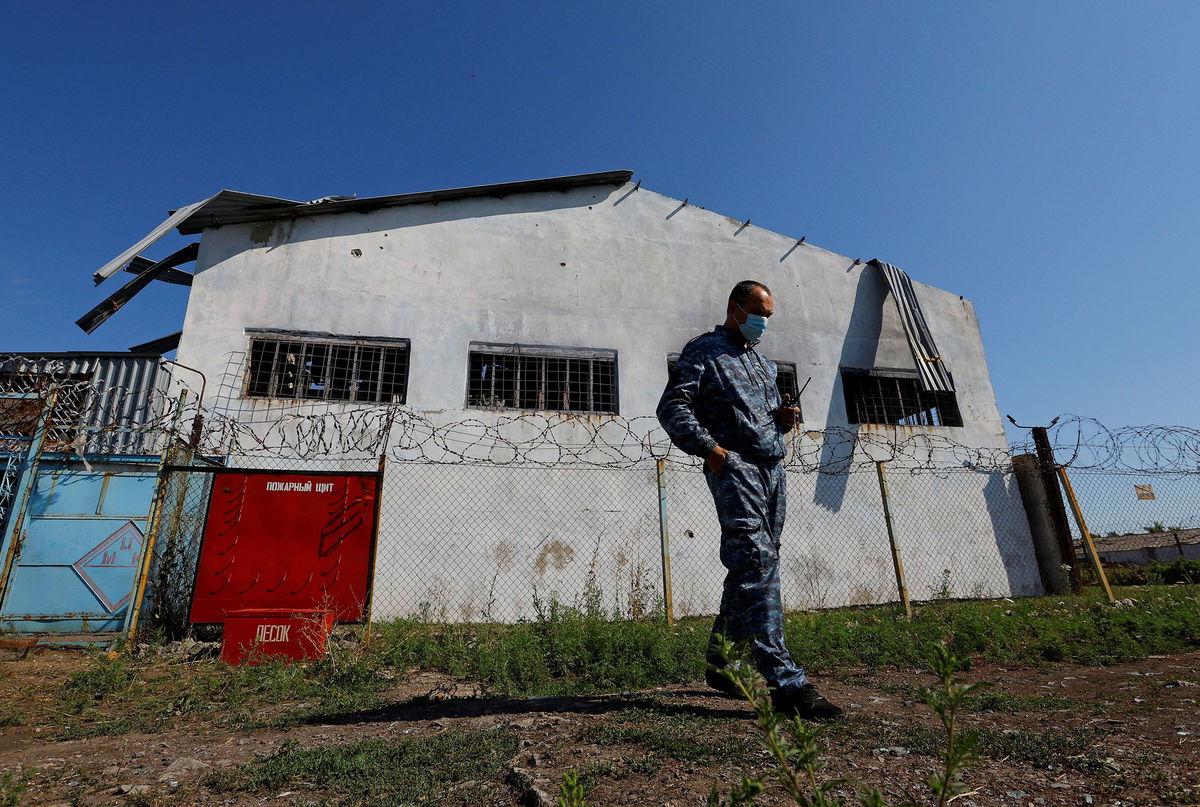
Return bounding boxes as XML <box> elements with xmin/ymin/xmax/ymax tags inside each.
<box><xmin>0</xmin><ymin>351</ymin><xmax>165</xmax><ymax>359</ymax></box>
<box><xmin>176</xmin><ymin>170</ymin><xmax>634</xmax><ymax>234</ymax></box>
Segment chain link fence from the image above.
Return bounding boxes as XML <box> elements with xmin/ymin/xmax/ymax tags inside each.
<box><xmin>10</xmin><ymin>366</ymin><xmax>1196</xmax><ymax>635</ymax></box>
<box><xmin>1059</xmin><ymin>470</ymin><xmax>1200</xmax><ymax>567</ymax></box>
<box><xmin>365</xmin><ymin>456</ymin><xmax>1044</xmax><ymax>623</ymax></box>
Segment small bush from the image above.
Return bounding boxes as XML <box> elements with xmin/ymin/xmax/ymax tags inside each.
<box><xmin>1148</xmin><ymin>558</ymin><xmax>1200</xmax><ymax>585</ymax></box>
<box><xmin>1100</xmin><ymin>565</ymin><xmax>1147</xmax><ymax>586</ymax></box>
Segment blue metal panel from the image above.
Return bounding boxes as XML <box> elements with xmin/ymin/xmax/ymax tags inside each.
<box><xmin>0</xmin><ymin>464</ymin><xmax>158</xmax><ymax>633</ymax></box>
<box><xmin>12</xmin><ymin>518</ymin><xmax>148</xmax><ymax>565</ymax></box>
<box><xmin>28</xmin><ymin>469</ymin><xmax>155</xmax><ymax>517</ymax></box>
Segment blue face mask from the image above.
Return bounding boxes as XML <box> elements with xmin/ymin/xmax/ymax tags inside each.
<box><xmin>736</xmin><ymin>301</ymin><xmax>768</xmax><ymax>342</ymax></box>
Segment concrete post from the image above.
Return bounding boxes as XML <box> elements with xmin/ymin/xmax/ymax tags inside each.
<box><xmin>1012</xmin><ymin>453</ymin><xmax>1069</xmax><ymax>595</ymax></box>
<box><xmin>1029</xmin><ymin>427</ymin><xmax>1084</xmax><ymax>593</ymax></box>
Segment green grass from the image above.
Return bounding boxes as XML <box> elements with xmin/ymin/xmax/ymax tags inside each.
<box><xmin>867</xmin><ymin>720</ymin><xmax>1109</xmax><ymax>771</ymax></box>
<box><xmin>586</xmin><ymin>703</ymin><xmax>756</xmax><ymax>764</ymax></box>
<box><xmin>784</xmin><ymin>585</ymin><xmax>1200</xmax><ymax>671</ymax></box>
<box><xmin>962</xmin><ymin>690</ymin><xmax>1082</xmax><ymax>713</ymax></box>
<box><xmin>373</xmin><ymin>598</ymin><xmax>707</xmax><ymax>696</ymax></box>
<box><xmin>55</xmin><ymin>644</ymin><xmax>394</xmax><ymax>739</ymax></box>
<box><xmin>0</xmin><ymin>705</ymin><xmax>25</xmax><ymax>728</ymax></box>
<box><xmin>207</xmin><ymin>727</ymin><xmax>519</xmax><ymax>805</ymax></box>
<box><xmin>0</xmin><ymin>770</ymin><xmax>27</xmax><ymax>807</ymax></box>
<box><xmin>372</xmin><ymin>585</ymin><xmax>1200</xmax><ymax>697</ymax></box>
<box><xmin>47</xmin><ymin>584</ymin><xmax>1200</xmax><ymax>737</ymax></box>
<box><xmin>873</xmin><ymin>681</ymin><xmax>1083</xmax><ymax>713</ymax></box>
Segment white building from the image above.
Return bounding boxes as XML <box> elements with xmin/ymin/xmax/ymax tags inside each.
<box><xmin>89</xmin><ymin>171</ymin><xmax>1042</xmax><ymax>620</ymax></box>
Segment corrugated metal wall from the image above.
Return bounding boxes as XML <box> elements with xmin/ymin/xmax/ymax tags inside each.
<box><xmin>1</xmin><ymin>354</ymin><xmax>170</xmax><ymax>456</ymax></box>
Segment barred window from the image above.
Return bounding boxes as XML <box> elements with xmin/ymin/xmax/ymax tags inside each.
<box><xmin>467</xmin><ymin>343</ymin><xmax>618</xmax><ymax>414</ymax></box>
<box><xmin>841</xmin><ymin>368</ymin><xmax>962</xmax><ymax>427</ymax></box>
<box><xmin>666</xmin><ymin>355</ymin><xmax>802</xmax><ymax>420</ymax></box>
<box><xmin>245</xmin><ymin>331</ymin><xmax>409</xmax><ymax>404</ymax></box>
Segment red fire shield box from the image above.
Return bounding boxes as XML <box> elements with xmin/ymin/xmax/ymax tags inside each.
<box><xmin>189</xmin><ymin>472</ymin><xmax>377</xmax><ymax>623</ymax></box>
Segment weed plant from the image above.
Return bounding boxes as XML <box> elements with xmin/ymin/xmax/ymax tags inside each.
<box><xmin>55</xmin><ymin>640</ymin><xmax>392</xmax><ymax>739</ymax></box>
<box><xmin>207</xmin><ymin>727</ymin><xmax>518</xmax><ymax>805</ymax></box>
<box><xmin>0</xmin><ymin>771</ymin><xmax>26</xmax><ymax>807</ymax></box>
<box><xmin>586</xmin><ymin>703</ymin><xmax>755</xmax><ymax>764</ymax></box>
<box><xmin>47</xmin><ymin>584</ymin><xmax>1200</xmax><ymax>738</ymax></box>
<box><xmin>373</xmin><ymin>585</ymin><xmax>1199</xmax><ymax>698</ymax></box>
<box><xmin>1148</xmin><ymin>558</ymin><xmax>1200</xmax><ymax>585</ymax></box>
<box><xmin>706</xmin><ymin>637</ymin><xmax>986</xmax><ymax>807</ymax></box>
<box><xmin>558</xmin><ymin>769</ymin><xmax>587</xmax><ymax>807</ymax></box>
<box><xmin>373</xmin><ymin>595</ymin><xmax>707</xmax><ymax>696</ymax></box>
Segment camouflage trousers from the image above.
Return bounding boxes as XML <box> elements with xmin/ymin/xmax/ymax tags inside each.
<box><xmin>704</xmin><ymin>452</ymin><xmax>808</xmax><ymax>693</ymax></box>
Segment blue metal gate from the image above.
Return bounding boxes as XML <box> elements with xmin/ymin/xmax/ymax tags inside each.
<box><xmin>0</xmin><ymin>462</ymin><xmax>159</xmax><ymax>633</ymax></box>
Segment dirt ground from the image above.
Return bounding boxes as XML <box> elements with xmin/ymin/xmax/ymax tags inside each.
<box><xmin>1</xmin><ymin>648</ymin><xmax>1197</xmax><ymax>806</ymax></box>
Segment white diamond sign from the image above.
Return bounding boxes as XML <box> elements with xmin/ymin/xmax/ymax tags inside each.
<box><xmin>71</xmin><ymin>521</ymin><xmax>144</xmax><ymax>613</ymax></box>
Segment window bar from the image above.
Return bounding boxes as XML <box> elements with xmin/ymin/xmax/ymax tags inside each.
<box><xmin>539</xmin><ymin>356</ymin><xmax>547</xmax><ymax>411</ymax></box>
<box><xmin>349</xmin><ymin>345</ymin><xmax>362</xmax><ymax>402</ymax></box>
<box><xmin>587</xmin><ymin>359</ymin><xmax>595</xmax><ymax>413</ymax></box>
<box><xmin>266</xmin><ymin>341</ymin><xmax>283</xmax><ymax>398</ymax></box>
<box><xmin>374</xmin><ymin>346</ymin><xmax>386</xmax><ymax>403</ymax></box>
<box><xmin>485</xmin><ymin>353</ymin><xmax>494</xmax><ymax>406</ymax></box>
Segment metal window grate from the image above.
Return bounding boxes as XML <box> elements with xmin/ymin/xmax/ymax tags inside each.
<box><xmin>468</xmin><ymin>347</ymin><xmax>618</xmax><ymax>414</ymax></box>
<box><xmin>841</xmin><ymin>369</ymin><xmax>962</xmax><ymax>427</ymax></box>
<box><xmin>245</xmin><ymin>337</ymin><xmax>409</xmax><ymax>404</ymax></box>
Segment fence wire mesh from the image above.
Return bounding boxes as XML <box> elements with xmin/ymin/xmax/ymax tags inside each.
<box><xmin>7</xmin><ymin>365</ymin><xmax>1200</xmax><ymax>636</ymax></box>
<box><xmin>1060</xmin><ymin>470</ymin><xmax>1200</xmax><ymax>567</ymax></box>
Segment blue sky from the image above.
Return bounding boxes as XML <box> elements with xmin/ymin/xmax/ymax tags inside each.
<box><xmin>2</xmin><ymin>2</ymin><xmax>1197</xmax><ymax>431</ymax></box>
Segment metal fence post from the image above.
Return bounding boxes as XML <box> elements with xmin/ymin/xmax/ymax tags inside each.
<box><xmin>1056</xmin><ymin>467</ymin><xmax>1115</xmax><ymax>603</ymax></box>
<box><xmin>655</xmin><ymin>459</ymin><xmax>675</xmax><ymax>627</ymax></box>
<box><xmin>875</xmin><ymin>461</ymin><xmax>913</xmax><ymax>620</ymax></box>
<box><xmin>124</xmin><ymin>390</ymin><xmax>188</xmax><ymax>642</ymax></box>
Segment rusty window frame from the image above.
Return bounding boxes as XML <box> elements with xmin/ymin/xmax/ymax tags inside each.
<box><xmin>466</xmin><ymin>342</ymin><xmax>618</xmax><ymax>415</ymax></box>
<box><xmin>243</xmin><ymin>330</ymin><xmax>410</xmax><ymax>404</ymax></box>
<box><xmin>840</xmin><ymin>367</ymin><xmax>962</xmax><ymax>427</ymax></box>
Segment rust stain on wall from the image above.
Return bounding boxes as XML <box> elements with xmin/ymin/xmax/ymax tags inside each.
<box><xmin>533</xmin><ymin>539</ymin><xmax>574</xmax><ymax>576</ymax></box>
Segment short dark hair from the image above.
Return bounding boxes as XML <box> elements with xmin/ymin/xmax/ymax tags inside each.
<box><xmin>729</xmin><ymin>280</ymin><xmax>770</xmax><ymax>305</ymax></box>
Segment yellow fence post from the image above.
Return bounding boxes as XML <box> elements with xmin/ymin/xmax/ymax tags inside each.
<box><xmin>125</xmin><ymin>390</ymin><xmax>188</xmax><ymax>644</ymax></box>
<box><xmin>656</xmin><ymin>459</ymin><xmax>675</xmax><ymax>627</ymax></box>
<box><xmin>876</xmin><ymin>461</ymin><xmax>913</xmax><ymax>620</ymax></box>
<box><xmin>1056</xmin><ymin>466</ymin><xmax>1115</xmax><ymax>603</ymax></box>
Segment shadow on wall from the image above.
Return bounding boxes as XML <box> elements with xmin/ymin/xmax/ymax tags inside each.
<box><xmin>982</xmin><ymin>471</ymin><xmax>1043</xmax><ymax>596</ymax></box>
<box><xmin>813</xmin><ymin>267</ymin><xmax>885</xmax><ymax>513</ymax></box>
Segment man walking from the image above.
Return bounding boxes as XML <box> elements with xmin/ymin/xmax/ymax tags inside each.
<box><xmin>656</xmin><ymin>280</ymin><xmax>842</xmax><ymax>720</ymax></box>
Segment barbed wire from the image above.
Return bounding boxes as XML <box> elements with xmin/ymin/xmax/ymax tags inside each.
<box><xmin>1010</xmin><ymin>415</ymin><xmax>1200</xmax><ymax>477</ymax></box>
<box><xmin>4</xmin><ymin>363</ymin><xmax>1200</xmax><ymax>476</ymax></box>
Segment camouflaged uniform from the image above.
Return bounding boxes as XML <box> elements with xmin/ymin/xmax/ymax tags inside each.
<box><xmin>656</xmin><ymin>325</ymin><xmax>808</xmax><ymax>694</ymax></box>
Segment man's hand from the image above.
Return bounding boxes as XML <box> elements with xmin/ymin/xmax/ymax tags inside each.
<box><xmin>774</xmin><ymin>395</ymin><xmax>801</xmax><ymax>432</ymax></box>
<box><xmin>705</xmin><ymin>445</ymin><xmax>729</xmax><ymax>476</ymax></box>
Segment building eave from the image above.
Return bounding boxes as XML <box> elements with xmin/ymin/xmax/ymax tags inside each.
<box><xmin>174</xmin><ymin>170</ymin><xmax>634</xmax><ymax>234</ymax></box>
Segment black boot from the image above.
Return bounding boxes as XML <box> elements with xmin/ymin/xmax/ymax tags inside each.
<box><xmin>704</xmin><ymin>667</ymin><xmax>748</xmax><ymax>700</ymax></box>
<box><xmin>771</xmin><ymin>684</ymin><xmax>844</xmax><ymax>720</ymax></box>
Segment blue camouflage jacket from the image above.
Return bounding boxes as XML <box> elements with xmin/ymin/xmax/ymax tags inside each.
<box><xmin>656</xmin><ymin>326</ymin><xmax>787</xmax><ymax>461</ymax></box>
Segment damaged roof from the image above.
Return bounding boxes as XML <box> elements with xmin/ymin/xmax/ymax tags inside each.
<box><xmin>92</xmin><ymin>170</ymin><xmax>633</xmax><ymax>283</ymax></box>
<box><xmin>175</xmin><ymin>170</ymin><xmax>632</xmax><ymax>234</ymax></box>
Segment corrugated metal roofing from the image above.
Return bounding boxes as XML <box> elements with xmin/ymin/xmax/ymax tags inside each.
<box><xmin>173</xmin><ymin>170</ymin><xmax>633</xmax><ymax>234</ymax></box>
<box><xmin>92</xmin><ymin>191</ymin><xmax>298</xmax><ymax>284</ymax></box>
<box><xmin>91</xmin><ymin>171</ymin><xmax>633</xmax><ymax>282</ymax></box>
<box><xmin>1092</xmin><ymin>528</ymin><xmax>1200</xmax><ymax>553</ymax></box>
<box><xmin>0</xmin><ymin>353</ymin><xmax>169</xmax><ymax>456</ymax></box>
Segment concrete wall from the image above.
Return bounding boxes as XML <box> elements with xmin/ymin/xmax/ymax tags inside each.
<box><xmin>176</xmin><ymin>181</ymin><xmax>1041</xmax><ymax>619</ymax></box>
